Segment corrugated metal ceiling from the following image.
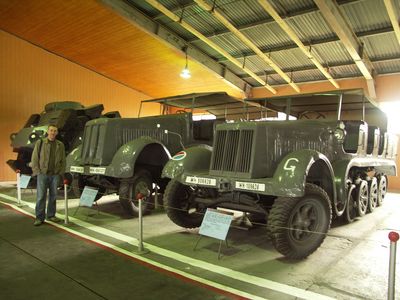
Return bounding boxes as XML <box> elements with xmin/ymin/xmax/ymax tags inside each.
<box><xmin>126</xmin><ymin>0</ymin><xmax>400</xmax><ymax>90</ymax></box>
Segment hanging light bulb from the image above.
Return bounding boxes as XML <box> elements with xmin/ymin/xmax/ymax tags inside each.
<box><xmin>180</xmin><ymin>47</ymin><xmax>191</xmax><ymax>79</ymax></box>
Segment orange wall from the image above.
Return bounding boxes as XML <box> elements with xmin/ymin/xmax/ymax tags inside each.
<box><xmin>375</xmin><ymin>74</ymin><xmax>400</xmax><ymax>190</ymax></box>
<box><xmin>0</xmin><ymin>31</ymin><xmax>157</xmax><ymax>181</ymax></box>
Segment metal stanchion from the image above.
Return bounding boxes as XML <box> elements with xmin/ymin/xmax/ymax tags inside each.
<box><xmin>16</xmin><ymin>169</ymin><xmax>22</xmax><ymax>206</ymax></box>
<box><xmin>388</xmin><ymin>231</ymin><xmax>399</xmax><ymax>300</ymax></box>
<box><xmin>64</xmin><ymin>179</ymin><xmax>70</xmax><ymax>225</ymax></box>
<box><xmin>134</xmin><ymin>192</ymin><xmax>149</xmax><ymax>254</ymax></box>
<box><xmin>154</xmin><ymin>185</ymin><xmax>159</xmax><ymax>209</ymax></box>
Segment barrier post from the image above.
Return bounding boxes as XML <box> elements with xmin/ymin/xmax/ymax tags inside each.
<box><xmin>388</xmin><ymin>231</ymin><xmax>399</xmax><ymax>300</ymax></box>
<box><xmin>134</xmin><ymin>192</ymin><xmax>149</xmax><ymax>254</ymax></box>
<box><xmin>16</xmin><ymin>169</ymin><xmax>21</xmax><ymax>206</ymax></box>
<box><xmin>64</xmin><ymin>179</ymin><xmax>70</xmax><ymax>225</ymax></box>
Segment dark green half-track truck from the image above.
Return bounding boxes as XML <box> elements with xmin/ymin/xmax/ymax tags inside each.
<box><xmin>162</xmin><ymin>91</ymin><xmax>398</xmax><ymax>259</ymax></box>
<box><xmin>65</xmin><ymin>92</ymin><xmax>251</xmax><ymax>216</ymax></box>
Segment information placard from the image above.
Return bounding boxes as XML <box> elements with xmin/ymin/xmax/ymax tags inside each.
<box><xmin>199</xmin><ymin>208</ymin><xmax>233</xmax><ymax>241</ymax></box>
<box><xmin>19</xmin><ymin>175</ymin><xmax>31</xmax><ymax>189</ymax></box>
<box><xmin>79</xmin><ymin>186</ymin><xmax>99</xmax><ymax>207</ymax></box>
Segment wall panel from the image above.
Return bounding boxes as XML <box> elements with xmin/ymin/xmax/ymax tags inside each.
<box><xmin>0</xmin><ymin>31</ymin><xmax>155</xmax><ymax>181</ymax></box>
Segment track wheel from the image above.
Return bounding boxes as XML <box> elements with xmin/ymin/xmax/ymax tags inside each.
<box><xmin>345</xmin><ymin>184</ymin><xmax>357</xmax><ymax>223</ymax></box>
<box><xmin>377</xmin><ymin>175</ymin><xmax>387</xmax><ymax>206</ymax></box>
<box><xmin>119</xmin><ymin>169</ymin><xmax>153</xmax><ymax>217</ymax></box>
<box><xmin>368</xmin><ymin>178</ymin><xmax>378</xmax><ymax>213</ymax></box>
<box><xmin>356</xmin><ymin>180</ymin><xmax>368</xmax><ymax>217</ymax></box>
<box><xmin>267</xmin><ymin>183</ymin><xmax>332</xmax><ymax>259</ymax></box>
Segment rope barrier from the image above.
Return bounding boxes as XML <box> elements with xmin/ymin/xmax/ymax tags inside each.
<box><xmin>69</xmin><ymin>183</ymin><xmax>400</xmax><ymax>244</ymax></box>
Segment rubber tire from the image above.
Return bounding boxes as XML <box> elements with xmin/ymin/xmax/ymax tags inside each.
<box><xmin>356</xmin><ymin>180</ymin><xmax>368</xmax><ymax>217</ymax></box>
<box><xmin>377</xmin><ymin>175</ymin><xmax>387</xmax><ymax>206</ymax></box>
<box><xmin>71</xmin><ymin>174</ymin><xmax>84</xmax><ymax>198</ymax></box>
<box><xmin>163</xmin><ymin>180</ymin><xmax>205</xmax><ymax>228</ymax></box>
<box><xmin>267</xmin><ymin>183</ymin><xmax>332</xmax><ymax>259</ymax></box>
<box><xmin>119</xmin><ymin>169</ymin><xmax>153</xmax><ymax>217</ymax></box>
<box><xmin>368</xmin><ymin>178</ymin><xmax>378</xmax><ymax>213</ymax></box>
<box><xmin>344</xmin><ymin>184</ymin><xmax>357</xmax><ymax>223</ymax></box>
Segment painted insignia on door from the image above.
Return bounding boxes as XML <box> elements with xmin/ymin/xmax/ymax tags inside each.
<box><xmin>172</xmin><ymin>151</ymin><xmax>187</xmax><ymax>161</ymax></box>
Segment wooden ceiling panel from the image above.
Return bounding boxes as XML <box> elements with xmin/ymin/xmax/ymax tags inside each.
<box><xmin>0</xmin><ymin>0</ymin><xmax>244</xmax><ymax>98</ymax></box>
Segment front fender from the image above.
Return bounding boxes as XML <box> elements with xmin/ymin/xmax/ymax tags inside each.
<box><xmin>66</xmin><ymin>145</ymin><xmax>82</xmax><ymax>172</ymax></box>
<box><xmin>162</xmin><ymin>145</ymin><xmax>212</xmax><ymax>181</ymax></box>
<box><xmin>273</xmin><ymin>149</ymin><xmax>335</xmax><ymax>198</ymax></box>
<box><xmin>108</xmin><ymin>137</ymin><xmax>170</xmax><ymax>178</ymax></box>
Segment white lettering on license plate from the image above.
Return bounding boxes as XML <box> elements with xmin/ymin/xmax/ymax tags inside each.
<box><xmin>235</xmin><ymin>181</ymin><xmax>265</xmax><ymax>192</ymax></box>
<box><xmin>70</xmin><ymin>166</ymin><xmax>84</xmax><ymax>173</ymax></box>
<box><xmin>185</xmin><ymin>176</ymin><xmax>216</xmax><ymax>186</ymax></box>
<box><xmin>89</xmin><ymin>167</ymin><xmax>106</xmax><ymax>175</ymax></box>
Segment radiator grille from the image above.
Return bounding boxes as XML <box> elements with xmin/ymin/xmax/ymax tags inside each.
<box><xmin>210</xmin><ymin>129</ymin><xmax>254</xmax><ymax>174</ymax></box>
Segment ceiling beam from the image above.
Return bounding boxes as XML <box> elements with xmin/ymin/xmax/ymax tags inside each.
<box><xmin>313</xmin><ymin>0</ymin><xmax>375</xmax><ymax>98</ymax></box>
<box><xmin>217</xmin><ymin>26</ymin><xmax>394</xmax><ymax>62</ymax></box>
<box><xmin>99</xmin><ymin>0</ymin><xmax>250</xmax><ymax>94</ymax></box>
<box><xmin>239</xmin><ymin>55</ymin><xmax>400</xmax><ymax>79</ymax></box>
<box><xmin>186</xmin><ymin>0</ymin><xmax>363</xmax><ymax>42</ymax></box>
<box><xmin>257</xmin><ymin>0</ymin><xmax>340</xmax><ymax>89</ymax></box>
<box><xmin>194</xmin><ymin>0</ymin><xmax>300</xmax><ymax>93</ymax></box>
<box><xmin>144</xmin><ymin>0</ymin><xmax>277</xmax><ymax>94</ymax></box>
<box><xmin>383</xmin><ymin>0</ymin><xmax>400</xmax><ymax>47</ymax></box>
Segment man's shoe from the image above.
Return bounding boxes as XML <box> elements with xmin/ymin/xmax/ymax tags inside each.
<box><xmin>33</xmin><ymin>219</ymin><xmax>43</xmax><ymax>226</ymax></box>
<box><xmin>47</xmin><ymin>216</ymin><xmax>62</xmax><ymax>223</ymax></box>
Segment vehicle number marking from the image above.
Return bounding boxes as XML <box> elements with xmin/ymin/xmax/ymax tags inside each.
<box><xmin>70</xmin><ymin>166</ymin><xmax>84</xmax><ymax>173</ymax></box>
<box><xmin>89</xmin><ymin>167</ymin><xmax>106</xmax><ymax>175</ymax></box>
<box><xmin>185</xmin><ymin>176</ymin><xmax>216</xmax><ymax>186</ymax></box>
<box><xmin>235</xmin><ymin>181</ymin><xmax>265</xmax><ymax>192</ymax></box>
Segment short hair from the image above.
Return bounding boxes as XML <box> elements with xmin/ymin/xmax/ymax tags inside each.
<box><xmin>48</xmin><ymin>124</ymin><xmax>58</xmax><ymax>129</ymax></box>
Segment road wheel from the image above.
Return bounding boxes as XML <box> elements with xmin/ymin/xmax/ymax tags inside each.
<box><xmin>119</xmin><ymin>169</ymin><xmax>153</xmax><ymax>217</ymax></box>
<box><xmin>344</xmin><ymin>184</ymin><xmax>357</xmax><ymax>223</ymax></box>
<box><xmin>267</xmin><ymin>183</ymin><xmax>332</xmax><ymax>259</ymax></box>
<box><xmin>377</xmin><ymin>175</ymin><xmax>387</xmax><ymax>206</ymax></box>
<box><xmin>163</xmin><ymin>180</ymin><xmax>206</xmax><ymax>228</ymax></box>
<box><xmin>368</xmin><ymin>178</ymin><xmax>378</xmax><ymax>212</ymax></box>
<box><xmin>71</xmin><ymin>174</ymin><xmax>84</xmax><ymax>198</ymax></box>
<box><xmin>356</xmin><ymin>180</ymin><xmax>368</xmax><ymax>217</ymax></box>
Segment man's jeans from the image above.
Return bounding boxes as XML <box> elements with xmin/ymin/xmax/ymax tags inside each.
<box><xmin>35</xmin><ymin>174</ymin><xmax>59</xmax><ymax>221</ymax></box>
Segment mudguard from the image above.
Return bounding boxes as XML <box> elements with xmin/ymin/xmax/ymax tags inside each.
<box><xmin>162</xmin><ymin>145</ymin><xmax>213</xmax><ymax>181</ymax></box>
<box><xmin>108</xmin><ymin>137</ymin><xmax>171</xmax><ymax>178</ymax></box>
<box><xmin>272</xmin><ymin>149</ymin><xmax>336</xmax><ymax>200</ymax></box>
<box><xmin>66</xmin><ymin>145</ymin><xmax>82</xmax><ymax>172</ymax></box>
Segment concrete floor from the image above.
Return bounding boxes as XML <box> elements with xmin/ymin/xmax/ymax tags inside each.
<box><xmin>0</xmin><ymin>183</ymin><xmax>399</xmax><ymax>300</ymax></box>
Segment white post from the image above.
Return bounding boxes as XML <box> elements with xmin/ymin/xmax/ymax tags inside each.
<box><xmin>16</xmin><ymin>170</ymin><xmax>21</xmax><ymax>206</ymax></box>
<box><xmin>138</xmin><ymin>196</ymin><xmax>144</xmax><ymax>252</ymax></box>
<box><xmin>64</xmin><ymin>179</ymin><xmax>69</xmax><ymax>225</ymax></box>
<box><xmin>388</xmin><ymin>231</ymin><xmax>399</xmax><ymax>300</ymax></box>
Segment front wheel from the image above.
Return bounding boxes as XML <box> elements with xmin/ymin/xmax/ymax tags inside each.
<box><xmin>119</xmin><ymin>169</ymin><xmax>153</xmax><ymax>217</ymax></box>
<box><xmin>267</xmin><ymin>183</ymin><xmax>332</xmax><ymax>259</ymax></box>
<box><xmin>163</xmin><ymin>180</ymin><xmax>206</xmax><ymax>228</ymax></box>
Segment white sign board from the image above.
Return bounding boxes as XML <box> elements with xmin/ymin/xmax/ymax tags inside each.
<box><xmin>79</xmin><ymin>186</ymin><xmax>99</xmax><ymax>207</ymax></box>
<box><xmin>199</xmin><ymin>208</ymin><xmax>233</xmax><ymax>241</ymax></box>
<box><xmin>19</xmin><ymin>175</ymin><xmax>31</xmax><ymax>189</ymax></box>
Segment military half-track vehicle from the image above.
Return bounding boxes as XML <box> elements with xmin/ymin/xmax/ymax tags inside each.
<box><xmin>8</xmin><ymin>101</ymin><xmax>120</xmax><ymax>177</ymax></box>
<box><xmin>162</xmin><ymin>90</ymin><xmax>398</xmax><ymax>259</ymax></box>
<box><xmin>66</xmin><ymin>92</ymin><xmax>258</xmax><ymax>216</ymax></box>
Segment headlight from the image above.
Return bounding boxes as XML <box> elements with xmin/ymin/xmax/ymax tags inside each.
<box><xmin>334</xmin><ymin>128</ymin><xmax>345</xmax><ymax>141</ymax></box>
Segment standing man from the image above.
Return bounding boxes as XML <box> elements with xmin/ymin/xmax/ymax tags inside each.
<box><xmin>31</xmin><ymin>124</ymin><xmax>66</xmax><ymax>226</ymax></box>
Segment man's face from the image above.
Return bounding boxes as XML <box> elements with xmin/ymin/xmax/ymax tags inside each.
<box><xmin>47</xmin><ymin>126</ymin><xmax>58</xmax><ymax>141</ymax></box>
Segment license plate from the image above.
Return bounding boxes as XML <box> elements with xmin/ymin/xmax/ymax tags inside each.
<box><xmin>235</xmin><ymin>181</ymin><xmax>265</xmax><ymax>192</ymax></box>
<box><xmin>89</xmin><ymin>167</ymin><xmax>106</xmax><ymax>175</ymax></box>
<box><xmin>185</xmin><ymin>176</ymin><xmax>216</xmax><ymax>186</ymax></box>
<box><xmin>70</xmin><ymin>166</ymin><xmax>84</xmax><ymax>173</ymax></box>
